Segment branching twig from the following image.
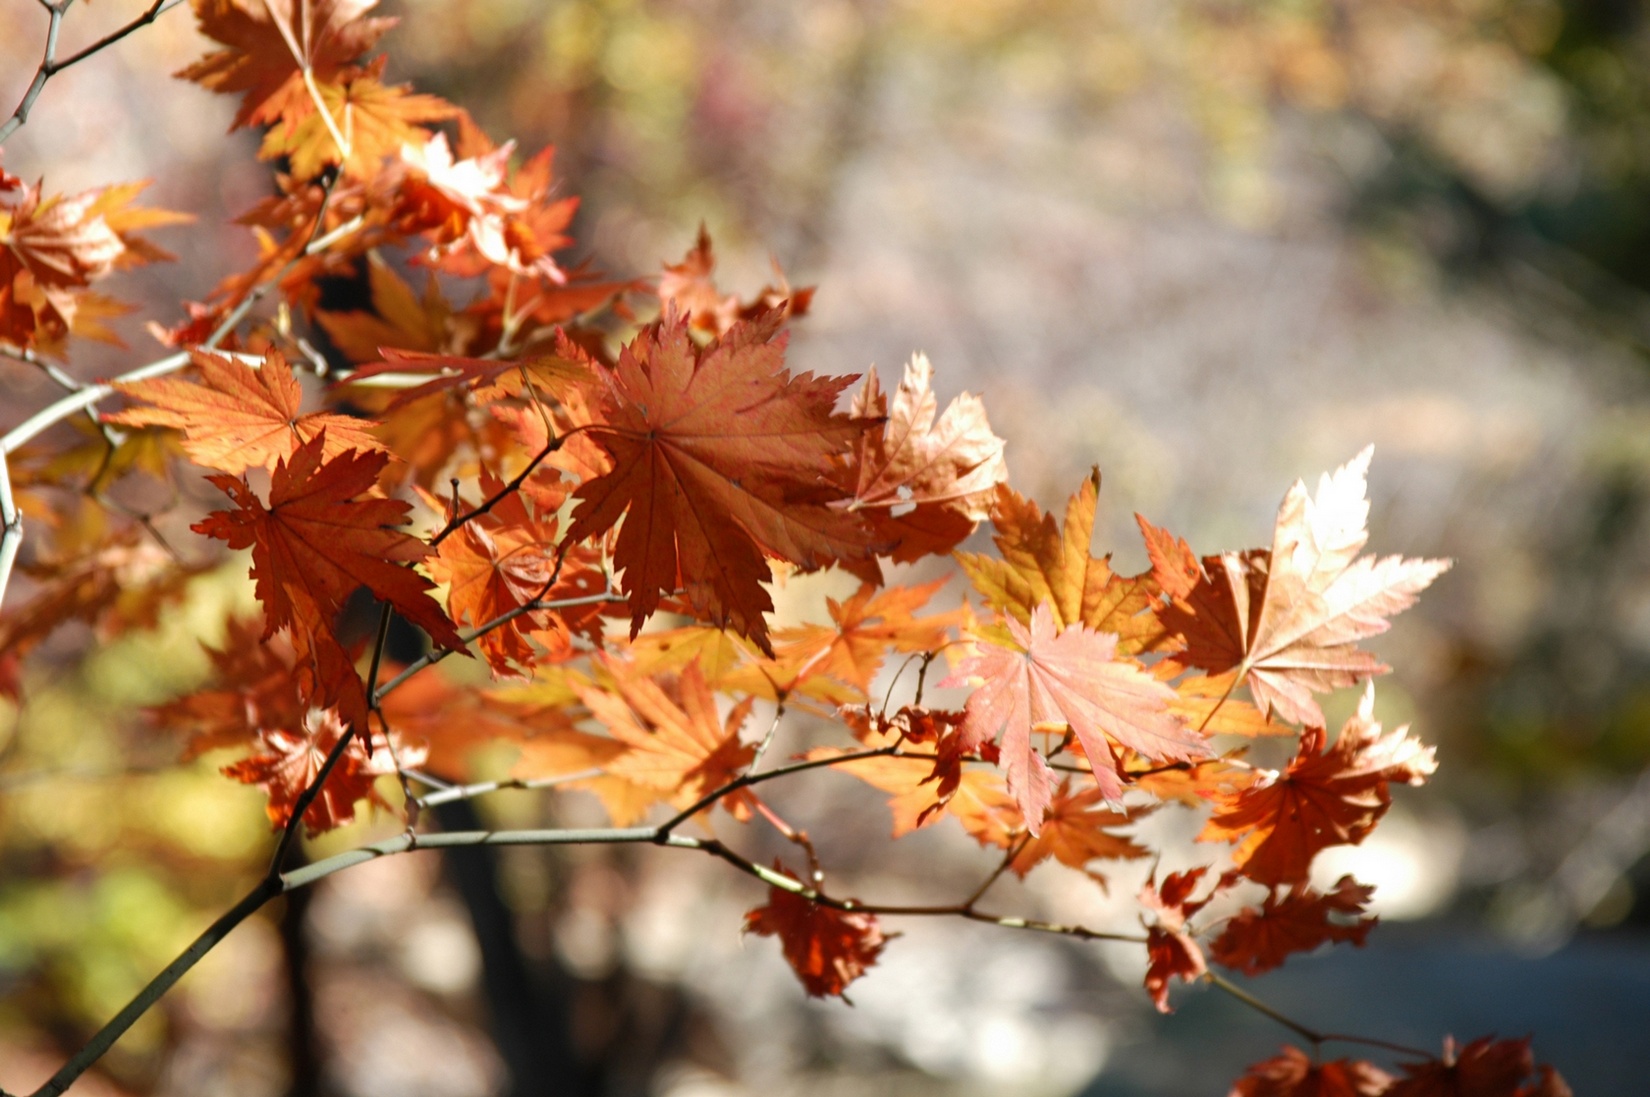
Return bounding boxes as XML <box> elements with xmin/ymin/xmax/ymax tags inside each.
<box><xmin>2</xmin><ymin>0</ymin><xmax>188</xmax><ymax>144</ymax></box>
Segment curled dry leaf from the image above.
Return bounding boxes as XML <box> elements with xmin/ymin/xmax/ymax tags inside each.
<box><xmin>1386</xmin><ymin>1036</ymin><xmax>1570</xmax><ymax>1097</ymax></box>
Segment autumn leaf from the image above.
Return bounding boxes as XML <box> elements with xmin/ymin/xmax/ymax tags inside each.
<box><xmin>178</xmin><ymin>0</ymin><xmax>397</xmax><ymax>131</ymax></box>
<box><xmin>942</xmin><ymin>604</ymin><xmax>1202</xmax><ymax>832</ymax></box>
<box><xmin>192</xmin><ymin>431</ymin><xmax>462</xmax><ymax>651</ymax></box>
<box><xmin>1009</xmin><ymin>782</ymin><xmax>1151</xmax><ymax>881</ymax></box>
<box><xmin>659</xmin><ymin>224</ymin><xmax>813</xmax><ymax>336</ymax></box>
<box><xmin>1229</xmin><ymin>1046</ymin><xmax>1393</xmax><ymax>1097</ymax></box>
<box><xmin>578</xmin><ymin>656</ymin><xmax>755</xmax><ymax>815</ymax></box>
<box><xmin>314</xmin><ymin>252</ymin><xmax>461</xmax><ymax>363</ymax></box>
<box><xmin>150</xmin><ymin>616</ymin><xmax>306</xmax><ymax>759</ymax></box>
<box><xmin>110</xmin><ymin>349</ymin><xmax>385</xmax><ymax>475</ymax></box>
<box><xmin>744</xmin><ymin>867</ymin><xmax>887</xmax><ymax>998</ymax></box>
<box><xmin>1210</xmin><ymin>875</ymin><xmax>1376</xmax><ymax>976</ymax></box>
<box><xmin>564</xmin><ymin>312</ymin><xmax>878</xmax><ymax>653</ymax></box>
<box><xmin>259</xmin><ymin>62</ymin><xmax>459</xmax><ymax>181</ymax></box>
<box><xmin>0</xmin><ymin>171</ymin><xmax>188</xmax><ymax>351</ymax></box>
<box><xmin>1144</xmin><ymin>449</ymin><xmax>1451</xmax><ymax>726</ymax></box>
<box><xmin>353</xmin><ymin>342</ymin><xmax>589</xmax><ymax>409</ymax></box>
<box><xmin>1140</xmin><ymin>865</ymin><xmax>1236</xmax><ymax>1013</ymax></box>
<box><xmin>843</xmin><ymin>355</ymin><xmax>1007</xmax><ymax>562</ymax></box>
<box><xmin>769</xmin><ymin>578</ymin><xmax>958</xmax><ymax>698</ymax></box>
<box><xmin>1385</xmin><ymin>1036</ymin><xmax>1570</xmax><ymax>1097</ymax></box>
<box><xmin>222</xmin><ymin>706</ymin><xmax>421</xmax><ymax>835</ymax></box>
<box><xmin>423</xmin><ymin>469</ymin><xmax>569</xmax><ymax>676</ymax></box>
<box><xmin>1200</xmin><ymin>683</ymin><xmax>1436</xmax><ymax>886</ymax></box>
<box><xmin>1169</xmin><ymin>671</ymin><xmax>1281</xmax><ymax>737</ymax></box>
<box><xmin>959</xmin><ymin>470</ymin><xmax>1167</xmax><ymax>654</ymax></box>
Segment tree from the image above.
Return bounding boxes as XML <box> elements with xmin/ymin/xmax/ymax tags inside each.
<box><xmin>0</xmin><ymin>3</ymin><xmax>1568</xmax><ymax>1095</ymax></box>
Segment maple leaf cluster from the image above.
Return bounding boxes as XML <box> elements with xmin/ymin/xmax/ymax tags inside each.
<box><xmin>0</xmin><ymin>2</ymin><xmax>1569</xmax><ymax>1093</ymax></box>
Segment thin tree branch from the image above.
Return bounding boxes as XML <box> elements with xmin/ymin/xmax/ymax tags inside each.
<box><xmin>1203</xmin><ymin>972</ymin><xmax>1431</xmax><ymax>1058</ymax></box>
<box><xmin>0</xmin><ymin>0</ymin><xmax>184</xmax><ymax>144</ymax></box>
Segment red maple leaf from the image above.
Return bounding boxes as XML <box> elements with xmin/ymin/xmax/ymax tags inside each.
<box><xmin>1386</xmin><ymin>1036</ymin><xmax>1570</xmax><ymax>1097</ymax></box>
<box><xmin>222</xmin><ymin>707</ymin><xmax>423</xmax><ymax>835</ymax></box>
<box><xmin>1210</xmin><ymin>875</ymin><xmax>1377</xmax><ymax>976</ymax></box>
<box><xmin>1009</xmin><ymin>782</ymin><xmax>1151</xmax><ymax>882</ymax></box>
<box><xmin>959</xmin><ymin>470</ymin><xmax>1168</xmax><ymax>654</ymax></box>
<box><xmin>658</xmin><ymin>225</ymin><xmax>813</xmax><ymax>336</ymax></box>
<box><xmin>422</xmin><ymin>470</ymin><xmax>592</xmax><ymax>676</ymax></box>
<box><xmin>564</xmin><ymin>312</ymin><xmax>878</xmax><ymax>653</ymax></box>
<box><xmin>768</xmin><ymin>578</ymin><xmax>958</xmax><ymax>698</ymax></box>
<box><xmin>942</xmin><ymin>604</ymin><xmax>1202</xmax><ymax>832</ymax></box>
<box><xmin>744</xmin><ymin>867</ymin><xmax>887</xmax><ymax>998</ymax></box>
<box><xmin>192</xmin><ymin>431</ymin><xmax>462</xmax><ymax>653</ymax></box>
<box><xmin>1200</xmin><ymin>683</ymin><xmax>1436</xmax><ymax>886</ymax></box>
<box><xmin>1139</xmin><ymin>866</ymin><xmax>1236</xmax><ymax>1013</ymax></box>
<box><xmin>1229</xmin><ymin>1046</ymin><xmax>1393</xmax><ymax>1097</ymax></box>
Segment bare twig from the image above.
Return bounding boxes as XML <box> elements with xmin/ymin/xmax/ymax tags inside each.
<box><xmin>0</xmin><ymin>0</ymin><xmax>185</xmax><ymax>144</ymax></box>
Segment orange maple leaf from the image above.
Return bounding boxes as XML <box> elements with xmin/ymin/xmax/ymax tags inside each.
<box><xmin>769</xmin><ymin>578</ymin><xmax>958</xmax><ymax>698</ymax></box>
<box><xmin>150</xmin><ymin>616</ymin><xmax>306</xmax><ymax>759</ymax></box>
<box><xmin>111</xmin><ymin>349</ymin><xmax>384</xmax><ymax>476</ymax></box>
<box><xmin>423</xmin><ymin>470</ymin><xmax>572</xmax><ymax>676</ymax></box>
<box><xmin>1209</xmin><ymin>875</ymin><xmax>1376</xmax><ymax>976</ymax></box>
<box><xmin>744</xmin><ymin>867</ymin><xmax>887</xmax><ymax>998</ymax></box>
<box><xmin>258</xmin><ymin>61</ymin><xmax>458</xmax><ymax>181</ymax></box>
<box><xmin>578</xmin><ymin>657</ymin><xmax>755</xmax><ymax>815</ymax></box>
<box><xmin>564</xmin><ymin>312</ymin><xmax>878</xmax><ymax>653</ymax></box>
<box><xmin>943</xmin><ymin>604</ymin><xmax>1203</xmax><ymax>832</ymax></box>
<box><xmin>0</xmin><ymin>171</ymin><xmax>188</xmax><ymax>351</ymax></box>
<box><xmin>1230</xmin><ymin>1046</ymin><xmax>1393</xmax><ymax>1097</ymax></box>
<box><xmin>192</xmin><ymin>432</ymin><xmax>462</xmax><ymax>651</ymax></box>
<box><xmin>842</xmin><ymin>354</ymin><xmax>1007</xmax><ymax>563</ymax></box>
<box><xmin>177</xmin><ymin>0</ymin><xmax>396</xmax><ymax>131</ymax></box>
<box><xmin>222</xmin><ymin>707</ymin><xmax>421</xmax><ymax>835</ymax></box>
<box><xmin>1199</xmin><ymin>683</ymin><xmax>1436</xmax><ymax>886</ymax></box>
<box><xmin>1143</xmin><ymin>448</ymin><xmax>1451</xmax><ymax>726</ymax></box>
<box><xmin>958</xmin><ymin>470</ymin><xmax>1167</xmax><ymax>654</ymax></box>
<box><xmin>1009</xmin><ymin>782</ymin><xmax>1151</xmax><ymax>881</ymax></box>
<box><xmin>659</xmin><ymin>225</ymin><xmax>813</xmax><ymax>336</ymax></box>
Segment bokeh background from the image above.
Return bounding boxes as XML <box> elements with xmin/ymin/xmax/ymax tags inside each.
<box><xmin>3</xmin><ymin>0</ymin><xmax>1650</xmax><ymax>1094</ymax></box>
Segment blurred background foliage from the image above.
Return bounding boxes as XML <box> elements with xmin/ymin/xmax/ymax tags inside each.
<box><xmin>3</xmin><ymin>0</ymin><xmax>1650</xmax><ymax>1094</ymax></box>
